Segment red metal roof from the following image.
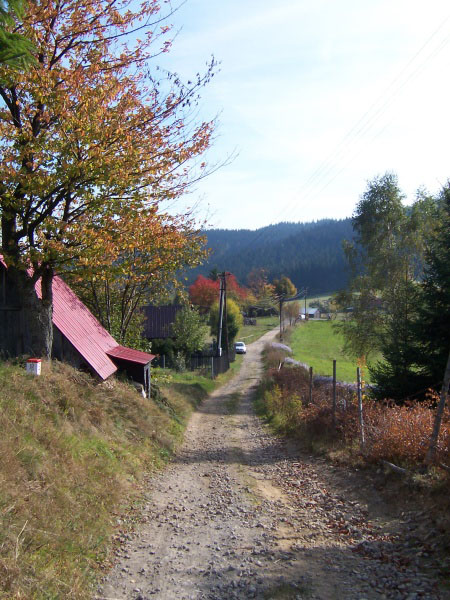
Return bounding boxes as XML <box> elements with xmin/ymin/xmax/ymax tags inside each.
<box><xmin>37</xmin><ymin>276</ymin><xmax>154</xmax><ymax>378</ymax></box>
<box><xmin>1</xmin><ymin>255</ymin><xmax>154</xmax><ymax>380</ymax></box>
<box><xmin>106</xmin><ymin>345</ymin><xmax>154</xmax><ymax>365</ymax></box>
<box><xmin>36</xmin><ymin>275</ymin><xmax>119</xmax><ymax>380</ymax></box>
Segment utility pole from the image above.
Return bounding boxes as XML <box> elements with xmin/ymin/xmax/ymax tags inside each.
<box><xmin>217</xmin><ymin>272</ymin><xmax>229</xmax><ymax>357</ymax></box>
<box><xmin>223</xmin><ymin>275</ymin><xmax>229</xmax><ymax>354</ymax></box>
<box><xmin>217</xmin><ymin>273</ymin><xmax>225</xmax><ymax>356</ymax></box>
<box><xmin>278</xmin><ymin>296</ymin><xmax>284</xmax><ymax>341</ymax></box>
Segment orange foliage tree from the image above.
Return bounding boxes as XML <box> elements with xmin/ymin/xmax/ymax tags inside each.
<box><xmin>0</xmin><ymin>0</ymin><xmax>215</xmax><ymax>356</ymax></box>
<box><xmin>67</xmin><ymin>210</ymin><xmax>207</xmax><ymax>348</ymax></box>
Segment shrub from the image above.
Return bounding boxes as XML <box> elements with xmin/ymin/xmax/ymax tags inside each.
<box><xmin>259</xmin><ymin>364</ymin><xmax>450</xmax><ymax>469</ymax></box>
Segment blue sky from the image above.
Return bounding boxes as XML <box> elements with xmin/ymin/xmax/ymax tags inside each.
<box><xmin>158</xmin><ymin>0</ymin><xmax>450</xmax><ymax>230</ymax></box>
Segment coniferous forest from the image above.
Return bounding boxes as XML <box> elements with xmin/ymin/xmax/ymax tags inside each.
<box><xmin>188</xmin><ymin>219</ymin><xmax>354</xmax><ymax>294</ymax></box>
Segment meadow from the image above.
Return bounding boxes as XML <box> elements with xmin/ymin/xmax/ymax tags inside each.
<box><xmin>288</xmin><ymin>319</ymin><xmax>368</xmax><ymax>383</ymax></box>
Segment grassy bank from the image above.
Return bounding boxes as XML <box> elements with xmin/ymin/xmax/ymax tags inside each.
<box><xmin>0</xmin><ymin>359</ymin><xmax>226</xmax><ymax>599</ymax></box>
<box><xmin>288</xmin><ymin>320</ymin><xmax>364</xmax><ymax>383</ymax></box>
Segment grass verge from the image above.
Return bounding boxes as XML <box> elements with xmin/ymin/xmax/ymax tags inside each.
<box><xmin>0</xmin><ymin>358</ymin><xmax>230</xmax><ymax>599</ymax></box>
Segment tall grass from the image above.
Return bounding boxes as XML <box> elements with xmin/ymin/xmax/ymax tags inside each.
<box><xmin>0</xmin><ymin>360</ymin><xmax>206</xmax><ymax>599</ymax></box>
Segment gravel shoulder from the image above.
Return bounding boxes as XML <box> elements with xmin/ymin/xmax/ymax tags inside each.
<box><xmin>97</xmin><ymin>329</ymin><xmax>447</xmax><ymax>600</ymax></box>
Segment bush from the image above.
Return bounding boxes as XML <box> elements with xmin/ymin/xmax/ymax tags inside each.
<box><xmin>258</xmin><ymin>364</ymin><xmax>450</xmax><ymax>469</ymax></box>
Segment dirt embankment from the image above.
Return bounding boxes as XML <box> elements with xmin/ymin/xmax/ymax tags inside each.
<box><xmin>97</xmin><ymin>330</ymin><xmax>447</xmax><ymax>600</ymax></box>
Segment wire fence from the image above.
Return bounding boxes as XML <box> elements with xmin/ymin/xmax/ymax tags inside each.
<box><xmin>152</xmin><ymin>349</ymin><xmax>236</xmax><ymax>379</ymax></box>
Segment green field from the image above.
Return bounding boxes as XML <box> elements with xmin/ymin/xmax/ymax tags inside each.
<box><xmin>288</xmin><ymin>320</ymin><xmax>366</xmax><ymax>383</ymax></box>
<box><xmin>305</xmin><ymin>293</ymin><xmax>332</xmax><ymax>308</ymax></box>
<box><xmin>237</xmin><ymin>315</ymin><xmax>279</xmax><ymax>345</ymax></box>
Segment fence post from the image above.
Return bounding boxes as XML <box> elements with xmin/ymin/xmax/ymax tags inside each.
<box><xmin>211</xmin><ymin>356</ymin><xmax>214</xmax><ymax>379</ymax></box>
<box><xmin>332</xmin><ymin>359</ymin><xmax>337</xmax><ymax>430</ymax></box>
<box><xmin>309</xmin><ymin>366</ymin><xmax>313</xmax><ymax>405</ymax></box>
<box><xmin>357</xmin><ymin>366</ymin><xmax>365</xmax><ymax>451</ymax></box>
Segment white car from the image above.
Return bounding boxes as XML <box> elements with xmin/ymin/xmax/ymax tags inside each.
<box><xmin>234</xmin><ymin>341</ymin><xmax>247</xmax><ymax>354</ymax></box>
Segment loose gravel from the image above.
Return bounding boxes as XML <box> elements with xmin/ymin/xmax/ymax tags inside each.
<box><xmin>97</xmin><ymin>329</ymin><xmax>447</xmax><ymax>600</ymax></box>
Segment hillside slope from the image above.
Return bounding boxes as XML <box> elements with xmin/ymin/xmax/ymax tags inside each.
<box><xmin>0</xmin><ymin>361</ymin><xmax>202</xmax><ymax>599</ymax></box>
<box><xmin>188</xmin><ymin>219</ymin><xmax>354</xmax><ymax>293</ymax></box>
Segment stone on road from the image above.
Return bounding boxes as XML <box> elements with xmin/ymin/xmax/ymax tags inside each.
<box><xmin>97</xmin><ymin>329</ymin><xmax>442</xmax><ymax>600</ymax></box>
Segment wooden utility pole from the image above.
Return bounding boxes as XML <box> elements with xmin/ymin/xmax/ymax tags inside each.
<box><xmin>223</xmin><ymin>275</ymin><xmax>229</xmax><ymax>354</ymax></box>
<box><xmin>332</xmin><ymin>359</ymin><xmax>337</xmax><ymax>430</ymax></box>
<box><xmin>217</xmin><ymin>273</ymin><xmax>225</xmax><ymax>356</ymax></box>
<box><xmin>279</xmin><ymin>296</ymin><xmax>284</xmax><ymax>341</ymax></box>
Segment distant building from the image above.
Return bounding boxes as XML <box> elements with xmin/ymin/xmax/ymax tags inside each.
<box><xmin>300</xmin><ymin>307</ymin><xmax>321</xmax><ymax>319</ymax></box>
<box><xmin>0</xmin><ymin>256</ymin><xmax>154</xmax><ymax>395</ymax></box>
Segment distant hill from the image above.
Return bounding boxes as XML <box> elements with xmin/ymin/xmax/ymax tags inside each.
<box><xmin>187</xmin><ymin>219</ymin><xmax>354</xmax><ymax>295</ymax></box>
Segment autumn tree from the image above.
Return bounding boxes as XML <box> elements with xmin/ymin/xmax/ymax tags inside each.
<box><xmin>171</xmin><ymin>304</ymin><xmax>208</xmax><ymax>361</ymax></box>
<box><xmin>0</xmin><ymin>0</ymin><xmax>215</xmax><ymax>356</ymax></box>
<box><xmin>273</xmin><ymin>276</ymin><xmax>297</xmax><ymax>298</ymax></box>
<box><xmin>226</xmin><ymin>273</ymin><xmax>249</xmax><ymax>305</ymax></box>
<box><xmin>246</xmin><ymin>268</ymin><xmax>275</xmax><ymax>315</ymax></box>
<box><xmin>370</xmin><ymin>186</ymin><xmax>448</xmax><ymax>400</ymax></box>
<box><xmin>409</xmin><ymin>184</ymin><xmax>450</xmax><ymax>392</ymax></box>
<box><xmin>337</xmin><ymin>173</ymin><xmax>440</xmax><ymax>400</ymax></box>
<box><xmin>209</xmin><ymin>297</ymin><xmax>243</xmax><ymax>348</ymax></box>
<box><xmin>338</xmin><ymin>174</ymin><xmax>432</xmax><ymax>358</ymax></box>
<box><xmin>189</xmin><ymin>272</ymin><xmax>248</xmax><ymax>311</ymax></box>
<box><xmin>189</xmin><ymin>275</ymin><xmax>219</xmax><ymax>310</ymax></box>
<box><xmin>67</xmin><ymin>211</ymin><xmax>207</xmax><ymax>348</ymax></box>
<box><xmin>285</xmin><ymin>300</ymin><xmax>300</xmax><ymax>326</ymax></box>
<box><xmin>247</xmin><ymin>268</ymin><xmax>269</xmax><ymax>297</ymax></box>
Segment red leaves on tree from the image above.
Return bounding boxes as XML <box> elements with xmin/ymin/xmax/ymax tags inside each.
<box><xmin>189</xmin><ymin>275</ymin><xmax>219</xmax><ymax>308</ymax></box>
<box><xmin>189</xmin><ymin>273</ymin><xmax>248</xmax><ymax>309</ymax></box>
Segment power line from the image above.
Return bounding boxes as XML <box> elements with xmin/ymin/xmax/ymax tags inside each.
<box><xmin>232</xmin><ymin>14</ymin><xmax>450</xmax><ymax>258</ymax></box>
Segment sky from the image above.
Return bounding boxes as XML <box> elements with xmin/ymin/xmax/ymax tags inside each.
<box><xmin>157</xmin><ymin>0</ymin><xmax>450</xmax><ymax>230</ymax></box>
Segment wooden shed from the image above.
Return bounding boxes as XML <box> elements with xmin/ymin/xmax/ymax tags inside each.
<box><xmin>143</xmin><ymin>304</ymin><xmax>182</xmax><ymax>340</ymax></box>
<box><xmin>0</xmin><ymin>256</ymin><xmax>154</xmax><ymax>395</ymax></box>
<box><xmin>300</xmin><ymin>307</ymin><xmax>321</xmax><ymax>319</ymax></box>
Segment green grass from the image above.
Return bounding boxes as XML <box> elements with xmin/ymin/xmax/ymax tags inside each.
<box><xmin>237</xmin><ymin>315</ymin><xmax>279</xmax><ymax>344</ymax></box>
<box><xmin>288</xmin><ymin>320</ymin><xmax>365</xmax><ymax>383</ymax></box>
<box><xmin>163</xmin><ymin>353</ymin><xmax>244</xmax><ymax>397</ymax></box>
<box><xmin>0</xmin><ymin>360</ymin><xmax>208</xmax><ymax>599</ymax></box>
<box><xmin>305</xmin><ymin>292</ymin><xmax>332</xmax><ymax>308</ymax></box>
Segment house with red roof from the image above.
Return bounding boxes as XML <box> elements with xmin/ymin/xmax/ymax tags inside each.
<box><xmin>0</xmin><ymin>256</ymin><xmax>154</xmax><ymax>396</ymax></box>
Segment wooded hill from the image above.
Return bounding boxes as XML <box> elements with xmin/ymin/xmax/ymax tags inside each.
<box><xmin>188</xmin><ymin>219</ymin><xmax>353</xmax><ymax>294</ymax></box>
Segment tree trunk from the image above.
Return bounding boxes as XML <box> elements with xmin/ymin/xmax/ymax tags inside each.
<box><xmin>425</xmin><ymin>349</ymin><xmax>450</xmax><ymax>465</ymax></box>
<box><xmin>9</xmin><ymin>264</ymin><xmax>53</xmax><ymax>358</ymax></box>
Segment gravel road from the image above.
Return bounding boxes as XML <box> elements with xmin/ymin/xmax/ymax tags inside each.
<box><xmin>97</xmin><ymin>329</ymin><xmax>445</xmax><ymax>600</ymax></box>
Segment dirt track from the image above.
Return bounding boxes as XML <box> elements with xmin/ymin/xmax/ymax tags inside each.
<box><xmin>97</xmin><ymin>329</ymin><xmax>444</xmax><ymax>600</ymax></box>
